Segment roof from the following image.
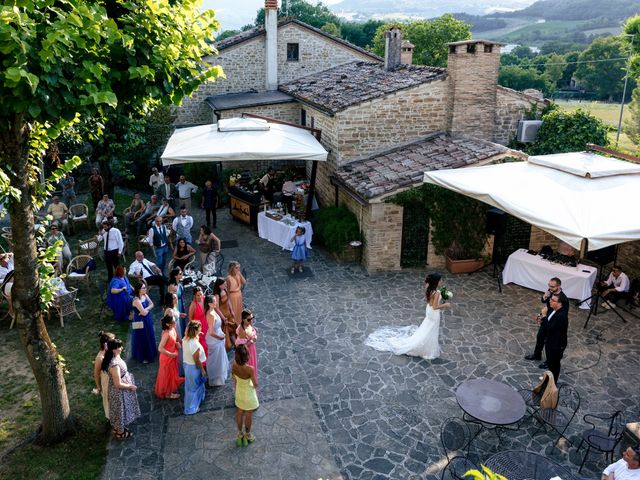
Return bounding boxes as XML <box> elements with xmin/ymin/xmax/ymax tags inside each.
<box><xmin>334</xmin><ymin>133</ymin><xmax>509</xmax><ymax>200</ymax></box>
<box><xmin>206</xmin><ymin>91</ymin><xmax>295</xmax><ymax>111</ymax></box>
<box><xmin>215</xmin><ymin>18</ymin><xmax>381</xmax><ymax>62</ymax></box>
<box><xmin>448</xmin><ymin>39</ymin><xmax>506</xmax><ymax>47</ymax></box>
<box><xmin>279</xmin><ymin>62</ymin><xmax>447</xmax><ymax>115</ymax></box>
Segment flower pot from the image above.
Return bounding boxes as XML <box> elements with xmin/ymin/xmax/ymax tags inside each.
<box><xmin>445</xmin><ymin>254</ymin><xmax>485</xmax><ymax>274</ymax></box>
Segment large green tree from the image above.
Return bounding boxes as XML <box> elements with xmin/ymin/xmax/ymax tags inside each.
<box><xmin>528</xmin><ymin>109</ymin><xmax>609</xmax><ymax>154</ymax></box>
<box><xmin>625</xmin><ymin>86</ymin><xmax>640</xmax><ymax>146</ymax></box>
<box><xmin>575</xmin><ymin>35</ymin><xmax>635</xmax><ymax>101</ymax></box>
<box><xmin>0</xmin><ymin>0</ymin><xmax>221</xmax><ymax>444</ymax></box>
<box><xmin>255</xmin><ymin>0</ymin><xmax>339</xmax><ymax>29</ymax></box>
<box><xmin>499</xmin><ymin>66</ymin><xmax>551</xmax><ymax>94</ymax></box>
<box><xmin>372</xmin><ymin>15</ymin><xmax>471</xmax><ymax>67</ymax></box>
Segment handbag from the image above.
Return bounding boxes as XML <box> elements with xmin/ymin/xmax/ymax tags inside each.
<box><xmin>131</xmin><ymin>321</ymin><xmax>144</xmax><ymax>330</ymax></box>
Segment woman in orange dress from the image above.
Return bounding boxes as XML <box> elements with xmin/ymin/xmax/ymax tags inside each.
<box><xmin>188</xmin><ymin>287</ymin><xmax>208</xmax><ymax>356</ymax></box>
<box><xmin>154</xmin><ymin>315</ymin><xmax>184</xmax><ymax>399</ymax></box>
<box><xmin>226</xmin><ymin>261</ymin><xmax>246</xmax><ymax>327</ymax></box>
<box><xmin>213</xmin><ymin>278</ymin><xmax>236</xmax><ymax>350</ymax></box>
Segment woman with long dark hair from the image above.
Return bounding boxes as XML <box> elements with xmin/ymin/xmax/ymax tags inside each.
<box><xmin>232</xmin><ymin>344</ymin><xmax>259</xmax><ymax>446</ymax></box>
<box><xmin>93</xmin><ymin>330</ymin><xmax>115</xmax><ymax>419</ymax></box>
<box><xmin>365</xmin><ymin>273</ymin><xmax>451</xmax><ymax>360</ymax></box>
<box><xmin>106</xmin><ymin>266</ymin><xmax>133</xmax><ymax>321</ymax></box>
<box><xmin>183</xmin><ymin>320</ymin><xmax>206</xmax><ymax>415</ymax></box>
<box><xmin>213</xmin><ymin>277</ymin><xmax>235</xmax><ymax>350</ymax></box>
<box><xmin>167</xmin><ymin>267</ymin><xmax>186</xmax><ymax>336</ymax></box>
<box><xmin>154</xmin><ymin>315</ymin><xmax>184</xmax><ymax>399</ymax></box>
<box><xmin>188</xmin><ymin>286</ymin><xmax>208</xmax><ymax>356</ymax></box>
<box><xmin>101</xmin><ymin>338</ymin><xmax>140</xmax><ymax>439</ymax></box>
<box><xmin>131</xmin><ymin>283</ymin><xmax>156</xmax><ymax>363</ymax></box>
<box><xmin>205</xmin><ymin>295</ymin><xmax>228</xmax><ymax>387</ymax></box>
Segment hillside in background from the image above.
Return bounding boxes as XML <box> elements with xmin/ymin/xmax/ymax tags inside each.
<box><xmin>500</xmin><ymin>0</ymin><xmax>640</xmax><ymax>22</ymax></box>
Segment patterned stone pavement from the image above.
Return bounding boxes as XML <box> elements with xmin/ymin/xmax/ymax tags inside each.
<box><xmin>103</xmin><ymin>206</ymin><xmax>640</xmax><ymax>480</ymax></box>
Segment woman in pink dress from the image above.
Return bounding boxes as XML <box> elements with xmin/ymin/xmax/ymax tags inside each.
<box><xmin>154</xmin><ymin>315</ymin><xmax>184</xmax><ymax>399</ymax></box>
<box><xmin>188</xmin><ymin>287</ymin><xmax>208</xmax><ymax>357</ymax></box>
<box><xmin>235</xmin><ymin>309</ymin><xmax>258</xmax><ymax>380</ymax></box>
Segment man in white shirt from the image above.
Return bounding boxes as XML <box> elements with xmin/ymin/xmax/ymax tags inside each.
<box><xmin>602</xmin><ymin>445</ymin><xmax>640</xmax><ymax>480</ymax></box>
<box><xmin>148</xmin><ymin>167</ymin><xmax>164</xmax><ymax>192</ymax></box>
<box><xmin>147</xmin><ymin>216</ymin><xmax>169</xmax><ymax>274</ymax></box>
<box><xmin>129</xmin><ymin>251</ymin><xmax>168</xmax><ymax>304</ymax></box>
<box><xmin>97</xmin><ymin>220</ymin><xmax>123</xmax><ymax>281</ymax></box>
<box><xmin>176</xmin><ymin>175</ymin><xmax>198</xmax><ymax>211</ymax></box>
<box><xmin>172</xmin><ymin>206</ymin><xmax>194</xmax><ymax>244</ymax></box>
<box><xmin>46</xmin><ymin>196</ymin><xmax>69</xmax><ymax>232</ymax></box>
<box><xmin>599</xmin><ymin>264</ymin><xmax>631</xmax><ymax>309</ymax></box>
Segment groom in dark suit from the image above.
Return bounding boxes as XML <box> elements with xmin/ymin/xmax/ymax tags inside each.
<box><xmin>544</xmin><ymin>293</ymin><xmax>569</xmax><ymax>383</ymax></box>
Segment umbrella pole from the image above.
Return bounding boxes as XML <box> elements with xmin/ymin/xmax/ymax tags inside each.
<box><xmin>305</xmin><ymin>160</ymin><xmax>318</xmax><ymax>220</ymax></box>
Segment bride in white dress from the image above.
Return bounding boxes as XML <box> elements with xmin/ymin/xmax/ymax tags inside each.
<box><xmin>365</xmin><ymin>273</ymin><xmax>451</xmax><ymax>360</ymax></box>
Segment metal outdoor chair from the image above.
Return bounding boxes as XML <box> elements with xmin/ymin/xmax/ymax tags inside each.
<box><xmin>66</xmin><ymin>255</ymin><xmax>94</xmax><ymax>287</ymax></box>
<box><xmin>533</xmin><ymin>384</ymin><xmax>581</xmax><ymax>447</ymax></box>
<box><xmin>440</xmin><ymin>417</ymin><xmax>480</xmax><ymax>480</ymax></box>
<box><xmin>203</xmin><ymin>251</ymin><xmax>224</xmax><ymax>277</ymax></box>
<box><xmin>48</xmin><ymin>287</ymin><xmax>81</xmax><ymax>327</ymax></box>
<box><xmin>168</xmin><ymin>255</ymin><xmax>196</xmax><ymax>274</ymax></box>
<box><xmin>69</xmin><ymin>203</ymin><xmax>90</xmax><ymax>232</ymax></box>
<box><xmin>577</xmin><ymin>410</ymin><xmax>625</xmax><ymax>472</ymax></box>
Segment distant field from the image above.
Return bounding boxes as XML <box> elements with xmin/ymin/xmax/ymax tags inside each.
<box><xmin>555</xmin><ymin>100</ymin><xmax>637</xmax><ymax>153</ymax></box>
<box><xmin>500</xmin><ymin>20</ymin><xmax>585</xmax><ymax>43</ymax></box>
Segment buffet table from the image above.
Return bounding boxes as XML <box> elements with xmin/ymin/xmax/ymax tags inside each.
<box><xmin>257</xmin><ymin>212</ymin><xmax>313</xmax><ymax>251</ymax></box>
<box><xmin>502</xmin><ymin>248</ymin><xmax>597</xmax><ymax>308</ymax></box>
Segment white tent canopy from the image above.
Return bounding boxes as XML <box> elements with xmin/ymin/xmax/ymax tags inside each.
<box><xmin>161</xmin><ymin>118</ymin><xmax>328</xmax><ymax>166</ymax></box>
<box><xmin>423</xmin><ymin>151</ymin><xmax>640</xmax><ymax>251</ymax></box>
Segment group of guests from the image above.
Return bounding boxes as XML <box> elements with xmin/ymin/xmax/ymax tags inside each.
<box><xmin>100</xmin><ymin>256</ymin><xmax>259</xmax><ymax>445</ymax></box>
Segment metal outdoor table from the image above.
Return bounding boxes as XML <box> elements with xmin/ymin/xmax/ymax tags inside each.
<box><xmin>485</xmin><ymin>450</ymin><xmax>577</xmax><ymax>480</ymax></box>
<box><xmin>456</xmin><ymin>378</ymin><xmax>526</xmax><ymax>426</ymax></box>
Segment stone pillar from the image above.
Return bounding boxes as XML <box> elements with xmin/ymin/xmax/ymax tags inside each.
<box><xmin>384</xmin><ymin>27</ymin><xmax>402</xmax><ymax>71</ymax></box>
<box><xmin>265</xmin><ymin>0</ymin><xmax>278</xmax><ymax>91</ymax></box>
<box><xmin>401</xmin><ymin>40</ymin><xmax>414</xmax><ymax>65</ymax></box>
<box><xmin>447</xmin><ymin>40</ymin><xmax>503</xmax><ymax>141</ymax></box>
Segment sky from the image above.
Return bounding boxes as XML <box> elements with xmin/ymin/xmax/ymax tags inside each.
<box><xmin>204</xmin><ymin>0</ymin><xmax>344</xmax><ymax>31</ymax></box>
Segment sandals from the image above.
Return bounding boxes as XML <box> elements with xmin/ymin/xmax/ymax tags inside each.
<box><xmin>113</xmin><ymin>429</ymin><xmax>133</xmax><ymax>440</ymax></box>
<box><xmin>298</xmin><ymin>266</ymin><xmax>303</xmax><ymax>273</ymax></box>
<box><xmin>236</xmin><ymin>432</ymin><xmax>244</xmax><ymax>447</ymax></box>
<box><xmin>290</xmin><ymin>267</ymin><xmax>295</xmax><ymax>274</ymax></box>
<box><xmin>245</xmin><ymin>433</ymin><xmax>256</xmax><ymax>444</ymax></box>
<box><xmin>236</xmin><ymin>432</ymin><xmax>255</xmax><ymax>446</ymax></box>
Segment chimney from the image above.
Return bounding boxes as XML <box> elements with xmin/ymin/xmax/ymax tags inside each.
<box><xmin>446</xmin><ymin>39</ymin><xmax>503</xmax><ymax>141</ymax></box>
<box><xmin>401</xmin><ymin>40</ymin><xmax>414</xmax><ymax>65</ymax></box>
<box><xmin>265</xmin><ymin>0</ymin><xmax>278</xmax><ymax>91</ymax></box>
<box><xmin>384</xmin><ymin>27</ymin><xmax>402</xmax><ymax>71</ymax></box>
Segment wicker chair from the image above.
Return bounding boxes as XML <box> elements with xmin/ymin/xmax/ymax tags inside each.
<box><xmin>66</xmin><ymin>255</ymin><xmax>94</xmax><ymax>286</ymax></box>
<box><xmin>123</xmin><ymin>206</ymin><xmax>143</xmax><ymax>231</ymax></box>
<box><xmin>49</xmin><ymin>287</ymin><xmax>81</xmax><ymax>327</ymax></box>
<box><xmin>77</xmin><ymin>236</ymin><xmax>100</xmax><ymax>257</ymax></box>
<box><xmin>69</xmin><ymin>203</ymin><xmax>90</xmax><ymax>231</ymax></box>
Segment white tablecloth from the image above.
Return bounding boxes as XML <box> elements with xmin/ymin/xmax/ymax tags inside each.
<box><xmin>502</xmin><ymin>249</ymin><xmax>598</xmax><ymax>309</ymax></box>
<box><xmin>257</xmin><ymin>212</ymin><xmax>313</xmax><ymax>251</ymax></box>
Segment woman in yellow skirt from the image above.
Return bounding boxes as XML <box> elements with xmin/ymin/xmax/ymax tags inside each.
<box><xmin>231</xmin><ymin>344</ymin><xmax>259</xmax><ymax>446</ymax></box>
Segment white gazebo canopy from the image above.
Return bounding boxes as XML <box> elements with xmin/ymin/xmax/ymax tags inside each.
<box><xmin>161</xmin><ymin>118</ymin><xmax>328</xmax><ymax>165</ymax></box>
<box><xmin>423</xmin><ymin>151</ymin><xmax>640</xmax><ymax>251</ymax></box>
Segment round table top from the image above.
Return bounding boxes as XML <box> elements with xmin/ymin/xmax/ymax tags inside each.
<box><xmin>485</xmin><ymin>450</ymin><xmax>576</xmax><ymax>480</ymax></box>
<box><xmin>455</xmin><ymin>378</ymin><xmax>526</xmax><ymax>425</ymax></box>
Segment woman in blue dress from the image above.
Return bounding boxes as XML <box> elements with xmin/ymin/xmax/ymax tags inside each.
<box><xmin>131</xmin><ymin>283</ymin><xmax>157</xmax><ymax>363</ymax></box>
<box><xmin>290</xmin><ymin>226</ymin><xmax>308</xmax><ymax>274</ymax></box>
<box><xmin>106</xmin><ymin>266</ymin><xmax>133</xmax><ymax>321</ymax></box>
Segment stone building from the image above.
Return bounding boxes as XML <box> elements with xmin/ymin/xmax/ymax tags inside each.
<box><xmin>175</xmin><ymin>1</ymin><xmax>550</xmax><ymax>272</ymax></box>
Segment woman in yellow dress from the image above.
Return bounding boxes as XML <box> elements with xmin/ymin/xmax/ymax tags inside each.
<box><xmin>232</xmin><ymin>344</ymin><xmax>258</xmax><ymax>446</ymax></box>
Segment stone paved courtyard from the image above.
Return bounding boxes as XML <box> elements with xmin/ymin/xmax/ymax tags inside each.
<box><xmin>103</xmin><ymin>207</ymin><xmax>640</xmax><ymax>480</ymax></box>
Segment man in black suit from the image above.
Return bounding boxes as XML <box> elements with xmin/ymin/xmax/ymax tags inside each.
<box><xmin>155</xmin><ymin>175</ymin><xmax>178</xmax><ymax>208</ymax></box>
<box><xmin>524</xmin><ymin>277</ymin><xmax>568</xmax><ymax>368</ymax></box>
<box><xmin>544</xmin><ymin>293</ymin><xmax>569</xmax><ymax>383</ymax></box>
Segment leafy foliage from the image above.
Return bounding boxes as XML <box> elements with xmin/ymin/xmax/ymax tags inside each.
<box><xmin>388</xmin><ymin>184</ymin><xmax>488</xmax><ymax>260</ymax></box>
<box><xmin>371</xmin><ymin>15</ymin><xmax>471</xmax><ymax>67</ymax></box>
<box><xmin>528</xmin><ymin>108</ymin><xmax>610</xmax><ymax>154</ymax></box>
<box><xmin>625</xmin><ymin>86</ymin><xmax>640</xmax><ymax>146</ymax></box>
<box><xmin>465</xmin><ymin>465</ymin><xmax>508</xmax><ymax>480</ymax></box>
<box><xmin>312</xmin><ymin>206</ymin><xmax>360</xmax><ymax>254</ymax></box>
<box><xmin>575</xmin><ymin>35</ymin><xmax>636</xmax><ymax>101</ymax></box>
<box><xmin>499</xmin><ymin>66</ymin><xmax>552</xmax><ymax>94</ymax></box>
<box><xmin>255</xmin><ymin>0</ymin><xmax>339</xmax><ymax>29</ymax></box>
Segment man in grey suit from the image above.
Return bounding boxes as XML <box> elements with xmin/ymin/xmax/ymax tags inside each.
<box><xmin>155</xmin><ymin>175</ymin><xmax>178</xmax><ymax>208</ymax></box>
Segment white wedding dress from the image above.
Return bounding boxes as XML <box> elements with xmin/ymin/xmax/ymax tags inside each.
<box><xmin>365</xmin><ymin>303</ymin><xmax>442</xmax><ymax>360</ymax></box>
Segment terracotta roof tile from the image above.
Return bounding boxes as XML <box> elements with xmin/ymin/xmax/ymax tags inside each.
<box><xmin>279</xmin><ymin>62</ymin><xmax>447</xmax><ymax>115</ymax></box>
<box><xmin>335</xmin><ymin>133</ymin><xmax>508</xmax><ymax>200</ymax></box>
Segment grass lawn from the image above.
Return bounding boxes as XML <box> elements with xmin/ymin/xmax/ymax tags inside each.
<box><xmin>555</xmin><ymin>100</ymin><xmax>638</xmax><ymax>154</ymax></box>
<box><xmin>0</xmin><ymin>190</ymin><xmax>135</xmax><ymax>479</ymax></box>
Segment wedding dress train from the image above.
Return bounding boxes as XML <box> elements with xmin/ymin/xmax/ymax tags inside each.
<box><xmin>365</xmin><ymin>305</ymin><xmax>441</xmax><ymax>360</ymax></box>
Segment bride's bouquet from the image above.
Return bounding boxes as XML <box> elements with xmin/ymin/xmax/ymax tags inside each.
<box><xmin>440</xmin><ymin>286</ymin><xmax>453</xmax><ymax>301</ymax></box>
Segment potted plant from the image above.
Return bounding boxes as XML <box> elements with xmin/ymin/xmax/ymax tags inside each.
<box><xmin>425</xmin><ymin>184</ymin><xmax>488</xmax><ymax>273</ymax></box>
<box><xmin>312</xmin><ymin>206</ymin><xmax>361</xmax><ymax>262</ymax></box>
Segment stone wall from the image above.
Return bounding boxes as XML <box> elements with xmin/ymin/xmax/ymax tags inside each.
<box><xmin>447</xmin><ymin>42</ymin><xmax>500</xmax><ymax>141</ymax></box>
<box><xmin>528</xmin><ymin>226</ymin><xmax>560</xmax><ymax>251</ymax></box>
<box><xmin>218</xmin><ymin>102</ymin><xmax>301</xmax><ymax>124</ymax></box>
<box><xmin>334</xmin><ymin>80</ymin><xmax>450</xmax><ymax>163</ymax></box>
<box><xmin>363</xmin><ymin>202</ymin><xmax>403</xmax><ymax>271</ymax></box>
<box><xmin>618</xmin><ymin>241</ymin><xmax>640</xmax><ymax>278</ymax></box>
<box><xmin>175</xmin><ymin>23</ymin><xmax>375</xmax><ymax>126</ymax></box>
<box><xmin>495</xmin><ymin>87</ymin><xmax>547</xmax><ymax>145</ymax></box>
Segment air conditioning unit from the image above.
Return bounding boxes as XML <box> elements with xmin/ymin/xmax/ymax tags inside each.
<box><xmin>517</xmin><ymin>120</ymin><xmax>543</xmax><ymax>143</ymax></box>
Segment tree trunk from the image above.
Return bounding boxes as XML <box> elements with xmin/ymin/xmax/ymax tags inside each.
<box><xmin>2</xmin><ymin>117</ymin><xmax>75</xmax><ymax>444</ymax></box>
